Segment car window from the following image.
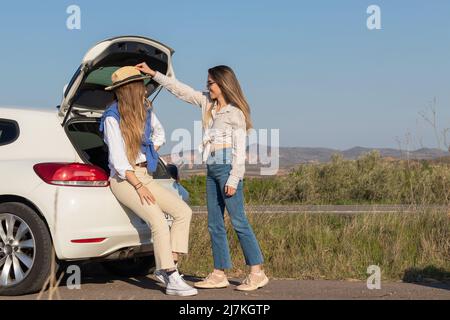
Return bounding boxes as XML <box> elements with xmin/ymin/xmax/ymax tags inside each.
<box><xmin>0</xmin><ymin>119</ymin><xmax>19</xmax><ymax>146</ymax></box>
<box><xmin>66</xmin><ymin>121</ymin><xmax>108</xmax><ymax>173</ymax></box>
<box><xmin>64</xmin><ymin>66</ymin><xmax>81</xmax><ymax>97</ymax></box>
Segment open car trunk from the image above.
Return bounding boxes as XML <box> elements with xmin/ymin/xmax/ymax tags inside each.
<box><xmin>59</xmin><ymin>36</ymin><xmax>174</xmax><ymax>122</ymax></box>
<box><xmin>60</xmin><ymin>36</ymin><xmax>175</xmax><ymax>178</ymax></box>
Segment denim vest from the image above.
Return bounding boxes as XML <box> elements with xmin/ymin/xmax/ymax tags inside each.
<box><xmin>99</xmin><ymin>101</ymin><xmax>159</xmax><ymax>172</ymax></box>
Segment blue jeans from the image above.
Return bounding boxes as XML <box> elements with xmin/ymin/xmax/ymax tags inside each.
<box><xmin>206</xmin><ymin>148</ymin><xmax>264</xmax><ymax>270</ymax></box>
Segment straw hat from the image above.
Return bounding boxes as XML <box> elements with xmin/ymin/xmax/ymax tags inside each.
<box><xmin>105</xmin><ymin>66</ymin><xmax>152</xmax><ymax>91</ymax></box>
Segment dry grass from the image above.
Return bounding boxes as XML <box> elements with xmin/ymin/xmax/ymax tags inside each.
<box><xmin>179</xmin><ymin>209</ymin><xmax>450</xmax><ymax>281</ymax></box>
<box><xmin>179</xmin><ymin>151</ymin><xmax>450</xmax><ymax>281</ymax></box>
<box><xmin>37</xmin><ymin>248</ymin><xmax>64</xmax><ymax>300</ymax></box>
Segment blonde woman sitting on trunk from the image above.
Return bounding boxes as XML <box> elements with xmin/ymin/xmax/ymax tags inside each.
<box><xmin>99</xmin><ymin>66</ymin><xmax>197</xmax><ymax>297</ymax></box>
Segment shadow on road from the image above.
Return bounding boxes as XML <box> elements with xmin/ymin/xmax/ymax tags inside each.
<box><xmin>54</xmin><ymin>262</ymin><xmax>242</xmax><ymax>292</ymax></box>
<box><xmin>402</xmin><ymin>265</ymin><xmax>450</xmax><ymax>291</ymax></box>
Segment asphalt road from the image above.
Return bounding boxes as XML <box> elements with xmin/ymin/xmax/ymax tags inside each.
<box><xmin>1</xmin><ymin>263</ymin><xmax>449</xmax><ymax>300</ymax></box>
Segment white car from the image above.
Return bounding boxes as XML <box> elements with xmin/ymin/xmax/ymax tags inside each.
<box><xmin>0</xmin><ymin>36</ymin><xmax>188</xmax><ymax>296</ymax></box>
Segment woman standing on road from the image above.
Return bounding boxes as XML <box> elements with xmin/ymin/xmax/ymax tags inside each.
<box><xmin>99</xmin><ymin>66</ymin><xmax>198</xmax><ymax>297</ymax></box>
<box><xmin>135</xmin><ymin>62</ymin><xmax>268</xmax><ymax>291</ymax></box>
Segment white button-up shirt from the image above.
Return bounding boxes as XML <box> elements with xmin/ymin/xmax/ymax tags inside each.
<box><xmin>102</xmin><ymin>112</ymin><xmax>166</xmax><ymax>179</ymax></box>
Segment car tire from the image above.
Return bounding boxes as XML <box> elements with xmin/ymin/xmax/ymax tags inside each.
<box><xmin>0</xmin><ymin>202</ymin><xmax>54</xmax><ymax>296</ymax></box>
<box><xmin>101</xmin><ymin>255</ymin><xmax>156</xmax><ymax>277</ymax></box>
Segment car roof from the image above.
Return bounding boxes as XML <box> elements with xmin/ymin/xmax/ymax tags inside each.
<box><xmin>0</xmin><ymin>106</ymin><xmax>56</xmax><ymax>118</ymax></box>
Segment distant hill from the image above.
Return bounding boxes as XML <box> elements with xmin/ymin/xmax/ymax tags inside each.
<box><xmin>161</xmin><ymin>145</ymin><xmax>450</xmax><ymax>177</ymax></box>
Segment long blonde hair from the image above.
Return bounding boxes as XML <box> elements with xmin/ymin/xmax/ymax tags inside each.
<box><xmin>205</xmin><ymin>65</ymin><xmax>253</xmax><ymax>131</ymax></box>
<box><xmin>114</xmin><ymin>81</ymin><xmax>150</xmax><ymax>166</ymax></box>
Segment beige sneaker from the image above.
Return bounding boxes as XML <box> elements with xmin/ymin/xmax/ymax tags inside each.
<box><xmin>236</xmin><ymin>271</ymin><xmax>269</xmax><ymax>291</ymax></box>
<box><xmin>194</xmin><ymin>272</ymin><xmax>230</xmax><ymax>289</ymax></box>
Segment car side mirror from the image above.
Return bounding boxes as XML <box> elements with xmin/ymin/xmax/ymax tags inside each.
<box><xmin>166</xmin><ymin>164</ymin><xmax>180</xmax><ymax>182</ymax></box>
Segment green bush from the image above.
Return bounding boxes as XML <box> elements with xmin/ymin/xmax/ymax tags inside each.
<box><xmin>181</xmin><ymin>151</ymin><xmax>450</xmax><ymax>206</ymax></box>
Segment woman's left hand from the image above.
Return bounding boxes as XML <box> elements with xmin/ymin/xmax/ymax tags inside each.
<box><xmin>225</xmin><ymin>185</ymin><xmax>236</xmax><ymax>197</ymax></box>
<box><xmin>135</xmin><ymin>62</ymin><xmax>156</xmax><ymax>77</ymax></box>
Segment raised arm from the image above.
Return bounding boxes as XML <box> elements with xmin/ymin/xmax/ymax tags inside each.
<box><xmin>136</xmin><ymin>62</ymin><xmax>209</xmax><ymax>109</ymax></box>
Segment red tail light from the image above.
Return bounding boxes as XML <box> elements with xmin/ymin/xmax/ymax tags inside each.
<box><xmin>71</xmin><ymin>238</ymin><xmax>107</xmax><ymax>244</ymax></box>
<box><xmin>33</xmin><ymin>163</ymin><xmax>109</xmax><ymax>187</ymax></box>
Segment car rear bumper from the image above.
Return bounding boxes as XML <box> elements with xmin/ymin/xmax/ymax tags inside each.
<box><xmin>66</xmin><ymin>243</ymin><xmax>155</xmax><ymax>263</ymax></box>
<box><xmin>29</xmin><ymin>182</ymin><xmax>155</xmax><ymax>260</ymax></box>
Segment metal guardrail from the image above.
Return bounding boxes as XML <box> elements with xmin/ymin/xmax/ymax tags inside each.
<box><xmin>191</xmin><ymin>205</ymin><xmax>450</xmax><ymax>215</ymax></box>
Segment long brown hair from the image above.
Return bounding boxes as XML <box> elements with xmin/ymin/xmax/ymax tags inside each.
<box><xmin>206</xmin><ymin>65</ymin><xmax>253</xmax><ymax>131</ymax></box>
<box><xmin>114</xmin><ymin>81</ymin><xmax>150</xmax><ymax>166</ymax></box>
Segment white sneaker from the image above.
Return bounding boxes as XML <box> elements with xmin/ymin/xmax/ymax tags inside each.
<box><xmin>154</xmin><ymin>263</ymin><xmax>183</xmax><ymax>286</ymax></box>
<box><xmin>166</xmin><ymin>271</ymin><xmax>198</xmax><ymax>296</ymax></box>
<box><xmin>154</xmin><ymin>269</ymin><xmax>169</xmax><ymax>286</ymax></box>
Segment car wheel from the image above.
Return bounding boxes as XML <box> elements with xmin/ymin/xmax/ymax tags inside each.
<box><xmin>0</xmin><ymin>202</ymin><xmax>54</xmax><ymax>296</ymax></box>
<box><xmin>101</xmin><ymin>255</ymin><xmax>156</xmax><ymax>277</ymax></box>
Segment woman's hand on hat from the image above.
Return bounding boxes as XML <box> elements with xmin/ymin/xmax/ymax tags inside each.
<box><xmin>135</xmin><ymin>62</ymin><xmax>156</xmax><ymax>77</ymax></box>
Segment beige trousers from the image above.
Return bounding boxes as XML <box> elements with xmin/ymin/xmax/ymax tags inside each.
<box><xmin>109</xmin><ymin>167</ymin><xmax>193</xmax><ymax>270</ymax></box>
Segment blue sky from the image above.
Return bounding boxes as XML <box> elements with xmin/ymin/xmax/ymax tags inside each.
<box><xmin>1</xmin><ymin>0</ymin><xmax>450</xmax><ymax>153</ymax></box>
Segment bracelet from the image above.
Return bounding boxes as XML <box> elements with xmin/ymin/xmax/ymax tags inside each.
<box><xmin>136</xmin><ymin>184</ymin><xmax>144</xmax><ymax>191</ymax></box>
<box><xmin>134</xmin><ymin>182</ymin><xmax>143</xmax><ymax>190</ymax></box>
